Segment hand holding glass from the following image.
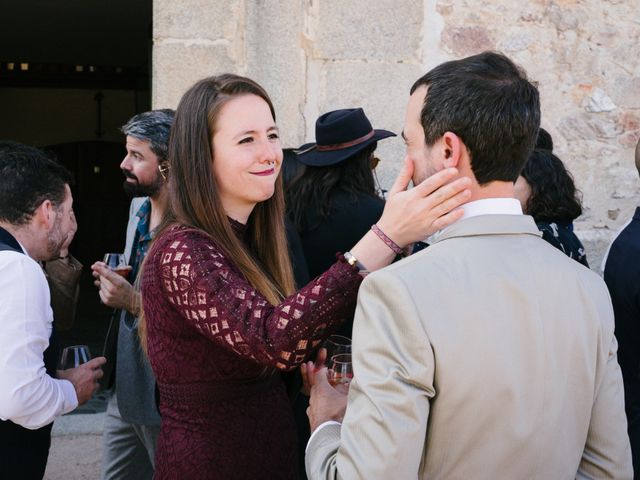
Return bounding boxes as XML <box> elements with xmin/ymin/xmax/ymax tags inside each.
<box><xmin>58</xmin><ymin>345</ymin><xmax>92</xmax><ymax>370</ymax></box>
<box><xmin>103</xmin><ymin>253</ymin><xmax>128</xmax><ymax>278</ymax></box>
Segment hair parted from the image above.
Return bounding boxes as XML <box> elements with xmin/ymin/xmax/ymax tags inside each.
<box><xmin>410</xmin><ymin>51</ymin><xmax>541</xmax><ymax>185</ymax></box>
<box><xmin>165</xmin><ymin>74</ymin><xmax>295</xmax><ymax>305</ymax></box>
<box><xmin>521</xmin><ymin>148</ymin><xmax>583</xmax><ymax>223</ymax></box>
<box><xmin>286</xmin><ymin>144</ymin><xmax>377</xmax><ymax>231</ymax></box>
<box><xmin>0</xmin><ymin>141</ymin><xmax>72</xmax><ymax>225</ymax></box>
<box><xmin>121</xmin><ymin>109</ymin><xmax>175</xmax><ymax>163</ymax></box>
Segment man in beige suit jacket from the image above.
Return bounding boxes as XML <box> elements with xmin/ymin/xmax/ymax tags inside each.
<box><xmin>304</xmin><ymin>52</ymin><xmax>633</xmax><ymax>479</ymax></box>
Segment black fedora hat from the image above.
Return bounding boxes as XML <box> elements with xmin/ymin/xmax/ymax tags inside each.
<box><xmin>296</xmin><ymin>108</ymin><xmax>396</xmax><ymax>167</ymax></box>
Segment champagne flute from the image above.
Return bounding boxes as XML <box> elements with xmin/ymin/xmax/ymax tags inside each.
<box><xmin>58</xmin><ymin>345</ymin><xmax>92</xmax><ymax>370</ymax></box>
<box><xmin>103</xmin><ymin>253</ymin><xmax>128</xmax><ymax>278</ymax></box>
<box><xmin>327</xmin><ymin>354</ymin><xmax>353</xmax><ymax>387</ymax></box>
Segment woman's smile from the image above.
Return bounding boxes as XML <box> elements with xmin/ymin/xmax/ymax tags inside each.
<box><xmin>250</xmin><ymin>167</ymin><xmax>276</xmax><ymax>176</ymax></box>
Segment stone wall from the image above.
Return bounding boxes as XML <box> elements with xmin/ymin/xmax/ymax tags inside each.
<box><xmin>153</xmin><ymin>0</ymin><xmax>640</xmax><ymax>271</ymax></box>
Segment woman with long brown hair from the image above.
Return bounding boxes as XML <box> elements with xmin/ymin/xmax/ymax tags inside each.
<box><xmin>140</xmin><ymin>74</ymin><xmax>470</xmax><ymax>479</ymax></box>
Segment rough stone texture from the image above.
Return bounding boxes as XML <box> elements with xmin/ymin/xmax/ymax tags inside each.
<box><xmin>442</xmin><ymin>25</ymin><xmax>494</xmax><ymax>56</ymax></box>
<box><xmin>152</xmin><ymin>0</ymin><xmax>243</xmax><ymax>108</ymax></box>
<box><xmin>245</xmin><ymin>0</ymin><xmax>306</xmax><ymax>148</ymax></box>
<box><xmin>315</xmin><ymin>0</ymin><xmax>423</xmax><ymax>61</ymax></box>
<box><xmin>152</xmin><ymin>0</ymin><xmax>640</xmax><ymax>266</ymax></box>
<box><xmin>153</xmin><ymin>43</ymin><xmax>237</xmax><ymax>109</ymax></box>
<box><xmin>154</xmin><ymin>0</ymin><xmax>240</xmax><ymax>40</ymax></box>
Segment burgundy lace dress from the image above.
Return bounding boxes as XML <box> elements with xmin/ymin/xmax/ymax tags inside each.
<box><xmin>141</xmin><ymin>223</ymin><xmax>362</xmax><ymax>479</ymax></box>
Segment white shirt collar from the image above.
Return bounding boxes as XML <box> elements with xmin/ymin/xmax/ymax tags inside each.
<box><xmin>427</xmin><ymin>198</ymin><xmax>523</xmax><ymax>244</ymax></box>
<box><xmin>458</xmin><ymin>198</ymin><xmax>523</xmax><ymax>220</ymax></box>
<box><xmin>16</xmin><ymin>239</ymin><xmax>29</xmax><ymax>256</ymax></box>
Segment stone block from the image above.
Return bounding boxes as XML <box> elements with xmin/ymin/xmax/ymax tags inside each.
<box><xmin>575</xmin><ymin>227</ymin><xmax>617</xmax><ymax>275</ymax></box>
<box><xmin>545</xmin><ymin>3</ymin><xmax>586</xmax><ymax>32</ymax></box>
<box><xmin>558</xmin><ymin>113</ymin><xmax>622</xmax><ymax>142</ymax></box>
<box><xmin>499</xmin><ymin>33</ymin><xmax>534</xmax><ymax>53</ymax></box>
<box><xmin>152</xmin><ymin>43</ymin><xmax>237</xmax><ymax>109</ymax></box>
<box><xmin>315</xmin><ymin>0</ymin><xmax>422</xmax><ymax>61</ymax></box>
<box><xmin>154</xmin><ymin>0</ymin><xmax>241</xmax><ymax>40</ymax></box>
<box><xmin>245</xmin><ymin>0</ymin><xmax>306</xmax><ymax>148</ymax></box>
<box><xmin>582</xmin><ymin>87</ymin><xmax>616</xmax><ymax>113</ymax></box>
<box><xmin>612</xmin><ymin>77</ymin><xmax>640</xmax><ymax>109</ymax></box>
<box><xmin>441</xmin><ymin>25</ymin><xmax>494</xmax><ymax>56</ymax></box>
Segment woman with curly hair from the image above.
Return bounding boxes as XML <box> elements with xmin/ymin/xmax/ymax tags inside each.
<box><xmin>514</xmin><ymin>145</ymin><xmax>589</xmax><ymax>267</ymax></box>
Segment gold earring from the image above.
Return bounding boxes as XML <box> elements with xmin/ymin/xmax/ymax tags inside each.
<box><xmin>158</xmin><ymin>164</ymin><xmax>170</xmax><ymax>181</ymax></box>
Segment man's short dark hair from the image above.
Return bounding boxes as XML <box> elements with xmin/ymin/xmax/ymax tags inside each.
<box><xmin>0</xmin><ymin>141</ymin><xmax>72</xmax><ymax>225</ymax></box>
<box><xmin>410</xmin><ymin>51</ymin><xmax>540</xmax><ymax>185</ymax></box>
<box><xmin>121</xmin><ymin>109</ymin><xmax>175</xmax><ymax>163</ymax></box>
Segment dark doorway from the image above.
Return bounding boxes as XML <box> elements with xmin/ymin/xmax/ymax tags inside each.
<box><xmin>1</xmin><ymin>0</ymin><xmax>152</xmax><ymax>355</ymax></box>
<box><xmin>46</xmin><ymin>141</ymin><xmax>132</xmax><ymax>353</ymax></box>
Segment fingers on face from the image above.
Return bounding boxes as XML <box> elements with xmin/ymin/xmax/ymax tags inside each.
<box><xmin>388</xmin><ymin>162</ymin><xmax>412</xmax><ymax>196</ymax></box>
<box><xmin>414</xmin><ymin>167</ymin><xmax>458</xmax><ymax>196</ymax></box>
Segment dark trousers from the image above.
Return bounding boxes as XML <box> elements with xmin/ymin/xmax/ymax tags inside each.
<box><xmin>0</xmin><ymin>419</ymin><xmax>53</xmax><ymax>480</ymax></box>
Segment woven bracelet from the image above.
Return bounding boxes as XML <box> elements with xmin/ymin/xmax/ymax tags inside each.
<box><xmin>371</xmin><ymin>224</ymin><xmax>403</xmax><ymax>255</ymax></box>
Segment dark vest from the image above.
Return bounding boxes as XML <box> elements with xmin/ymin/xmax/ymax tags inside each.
<box><xmin>0</xmin><ymin>226</ymin><xmax>57</xmax><ymax>479</ymax></box>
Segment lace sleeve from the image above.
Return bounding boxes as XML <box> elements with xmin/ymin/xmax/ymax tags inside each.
<box><xmin>155</xmin><ymin>229</ymin><xmax>362</xmax><ymax>370</ymax></box>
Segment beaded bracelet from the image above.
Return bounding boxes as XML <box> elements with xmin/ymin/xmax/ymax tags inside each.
<box><xmin>371</xmin><ymin>224</ymin><xmax>403</xmax><ymax>255</ymax></box>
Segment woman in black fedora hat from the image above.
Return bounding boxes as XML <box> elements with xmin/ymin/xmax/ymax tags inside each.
<box><xmin>287</xmin><ymin>108</ymin><xmax>395</xmax><ymax>282</ymax></box>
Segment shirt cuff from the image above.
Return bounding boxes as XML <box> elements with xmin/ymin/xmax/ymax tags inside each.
<box><xmin>306</xmin><ymin>420</ymin><xmax>342</xmax><ymax>454</ymax></box>
<box><xmin>58</xmin><ymin>379</ymin><xmax>79</xmax><ymax>415</ymax></box>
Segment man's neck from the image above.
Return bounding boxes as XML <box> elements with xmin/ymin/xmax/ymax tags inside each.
<box><xmin>148</xmin><ymin>189</ymin><xmax>168</xmax><ymax>231</ymax></box>
<box><xmin>466</xmin><ymin>180</ymin><xmax>515</xmax><ymax>202</ymax></box>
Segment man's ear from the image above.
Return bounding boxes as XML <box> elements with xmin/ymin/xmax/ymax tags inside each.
<box><xmin>442</xmin><ymin>132</ymin><xmax>464</xmax><ymax>169</ymax></box>
<box><xmin>33</xmin><ymin>199</ymin><xmax>55</xmax><ymax>230</ymax></box>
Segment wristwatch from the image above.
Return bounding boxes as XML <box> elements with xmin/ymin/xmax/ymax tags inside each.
<box><xmin>344</xmin><ymin>251</ymin><xmax>369</xmax><ymax>275</ymax></box>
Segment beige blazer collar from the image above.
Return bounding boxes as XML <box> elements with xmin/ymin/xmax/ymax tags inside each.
<box><xmin>431</xmin><ymin>214</ymin><xmax>542</xmax><ymax>245</ymax></box>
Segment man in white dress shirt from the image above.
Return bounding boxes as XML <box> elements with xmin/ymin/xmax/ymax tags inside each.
<box><xmin>0</xmin><ymin>141</ymin><xmax>106</xmax><ymax>479</ymax></box>
<box><xmin>304</xmin><ymin>52</ymin><xmax>632</xmax><ymax>479</ymax></box>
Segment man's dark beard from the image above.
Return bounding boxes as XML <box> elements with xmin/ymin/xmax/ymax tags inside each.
<box><xmin>122</xmin><ymin>172</ymin><xmax>163</xmax><ymax>198</ymax></box>
<box><xmin>46</xmin><ymin>219</ymin><xmax>66</xmax><ymax>260</ymax></box>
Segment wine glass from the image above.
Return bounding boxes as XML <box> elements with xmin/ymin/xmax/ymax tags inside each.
<box><xmin>327</xmin><ymin>354</ymin><xmax>353</xmax><ymax>387</ymax></box>
<box><xmin>58</xmin><ymin>345</ymin><xmax>92</xmax><ymax>370</ymax></box>
<box><xmin>103</xmin><ymin>253</ymin><xmax>128</xmax><ymax>278</ymax></box>
<box><xmin>323</xmin><ymin>335</ymin><xmax>351</xmax><ymax>368</ymax></box>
